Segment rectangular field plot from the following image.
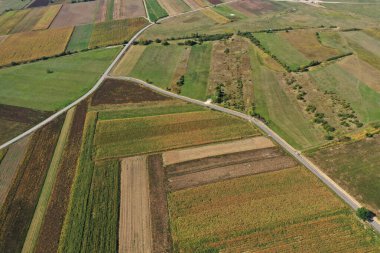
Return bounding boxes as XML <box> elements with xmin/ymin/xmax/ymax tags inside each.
<box><xmin>50</xmin><ymin>2</ymin><xmax>97</xmax><ymax>28</ymax></box>
<box><xmin>0</xmin><ymin>0</ymin><xmax>32</xmax><ymax>14</ymax></box>
<box><xmin>0</xmin><ymin>9</ymin><xmax>31</xmax><ymax>35</ymax></box>
<box><xmin>123</xmin><ymin>0</ymin><xmax>146</xmax><ymax>18</ymax></box>
<box><xmin>65</xmin><ymin>24</ymin><xmax>94</xmax><ymax>52</ymax></box>
<box><xmin>119</xmin><ymin>156</ymin><xmax>152</xmax><ymax>252</ymax></box>
<box><xmin>253</xmin><ymin>32</ymin><xmax>310</xmax><ymax>71</ymax></box>
<box><xmin>0</xmin><ymin>27</ymin><xmax>73</xmax><ymax>67</ymax></box>
<box><xmin>146</xmin><ymin>0</ymin><xmax>168</xmax><ymax>22</ymax></box>
<box><xmin>201</xmin><ymin>8</ymin><xmax>230</xmax><ymax>24</ymax></box>
<box><xmin>94</xmin><ymin>110</ymin><xmax>259</xmax><ymax>159</ymax></box>
<box><xmin>168</xmin><ymin>167</ymin><xmax>380</xmax><ymax>252</ymax></box>
<box><xmin>88</xmin><ymin>17</ymin><xmax>149</xmax><ymax>48</ymax></box>
<box><xmin>229</xmin><ymin>0</ymin><xmax>280</xmax><ymax>16</ymax></box>
<box><xmin>157</xmin><ymin>0</ymin><xmax>191</xmax><ymax>16</ymax></box>
<box><xmin>0</xmin><ymin>47</ymin><xmax>120</xmax><ymax>111</ymax></box>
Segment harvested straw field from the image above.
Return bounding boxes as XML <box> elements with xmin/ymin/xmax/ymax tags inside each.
<box><xmin>201</xmin><ymin>8</ymin><xmax>229</xmax><ymax>24</ymax></box>
<box><xmin>32</xmin><ymin>4</ymin><xmax>62</xmax><ymax>30</ymax></box>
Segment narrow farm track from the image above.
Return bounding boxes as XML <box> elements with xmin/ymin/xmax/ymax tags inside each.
<box><xmin>111</xmin><ymin>75</ymin><xmax>380</xmax><ymax>234</ymax></box>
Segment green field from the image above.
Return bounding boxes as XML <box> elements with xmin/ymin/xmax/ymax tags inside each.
<box><xmin>129</xmin><ymin>44</ymin><xmax>187</xmax><ymax>89</ymax></box>
<box><xmin>181</xmin><ymin>43</ymin><xmax>211</xmax><ymax>100</ymax></box>
<box><xmin>66</xmin><ymin>24</ymin><xmax>94</xmax><ymax>52</ymax></box>
<box><xmin>213</xmin><ymin>5</ymin><xmax>246</xmax><ymax>21</ymax></box>
<box><xmin>97</xmin><ymin>102</ymin><xmax>204</xmax><ymax>120</ymax></box>
<box><xmin>309</xmin><ymin>63</ymin><xmax>380</xmax><ymax>124</ymax></box>
<box><xmin>94</xmin><ymin>110</ymin><xmax>259</xmax><ymax>159</ymax></box>
<box><xmin>253</xmin><ymin>32</ymin><xmax>310</xmax><ymax>71</ymax></box>
<box><xmin>169</xmin><ymin>167</ymin><xmax>380</xmax><ymax>251</ymax></box>
<box><xmin>249</xmin><ymin>45</ymin><xmax>325</xmax><ymax>149</ymax></box>
<box><xmin>0</xmin><ymin>47</ymin><xmax>120</xmax><ymax>111</ymax></box>
<box><xmin>145</xmin><ymin>0</ymin><xmax>169</xmax><ymax>22</ymax></box>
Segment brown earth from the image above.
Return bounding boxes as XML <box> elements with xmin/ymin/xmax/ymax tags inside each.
<box><xmin>91</xmin><ymin>78</ymin><xmax>171</xmax><ymax>106</ymax></box>
<box><xmin>96</xmin><ymin>0</ymin><xmax>108</xmax><ymax>22</ymax></box>
<box><xmin>230</xmin><ymin>0</ymin><xmax>276</xmax><ymax>16</ymax></box>
<box><xmin>208</xmin><ymin>0</ymin><xmax>221</xmax><ymax>4</ymax></box>
<box><xmin>0</xmin><ymin>136</ymin><xmax>31</xmax><ymax>208</ymax></box>
<box><xmin>0</xmin><ymin>116</ymin><xmax>63</xmax><ymax>253</ymax></box>
<box><xmin>168</xmin><ymin>154</ymin><xmax>297</xmax><ymax>190</ymax></box>
<box><xmin>50</xmin><ymin>2</ymin><xmax>97</xmax><ymax>28</ymax></box>
<box><xmin>163</xmin><ymin>136</ymin><xmax>274</xmax><ymax>165</ymax></box>
<box><xmin>0</xmin><ymin>103</ymin><xmax>51</xmax><ymax>124</ymax></box>
<box><xmin>183</xmin><ymin>0</ymin><xmax>201</xmax><ymax>10</ymax></box>
<box><xmin>125</xmin><ymin>0</ymin><xmax>146</xmax><ymax>18</ymax></box>
<box><xmin>208</xmin><ymin>36</ymin><xmax>254</xmax><ymax>111</ymax></box>
<box><xmin>147</xmin><ymin>154</ymin><xmax>172</xmax><ymax>253</ymax></box>
<box><xmin>166</xmin><ymin>147</ymin><xmax>282</xmax><ymax>177</ymax></box>
<box><xmin>34</xmin><ymin>101</ymin><xmax>88</xmax><ymax>253</ymax></box>
<box><xmin>119</xmin><ymin>156</ymin><xmax>153</xmax><ymax>253</ymax></box>
<box><xmin>0</xmin><ymin>119</ymin><xmax>31</xmax><ymax>145</ymax></box>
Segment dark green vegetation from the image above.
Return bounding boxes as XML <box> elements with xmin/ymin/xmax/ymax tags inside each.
<box><xmin>0</xmin><ymin>48</ymin><xmax>120</xmax><ymax>111</ymax></box>
<box><xmin>66</xmin><ymin>24</ymin><xmax>94</xmax><ymax>52</ymax></box>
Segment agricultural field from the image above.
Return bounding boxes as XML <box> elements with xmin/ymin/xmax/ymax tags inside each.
<box><xmin>94</xmin><ymin>109</ymin><xmax>259</xmax><ymax>159</ymax></box>
<box><xmin>213</xmin><ymin>4</ymin><xmax>247</xmax><ymax>21</ymax></box>
<box><xmin>308</xmin><ymin>135</ymin><xmax>380</xmax><ymax>215</ymax></box>
<box><xmin>32</xmin><ymin>4</ymin><xmax>62</xmax><ymax>30</ymax></box>
<box><xmin>124</xmin><ymin>0</ymin><xmax>146</xmax><ymax>18</ymax></box>
<box><xmin>0</xmin><ymin>9</ymin><xmax>31</xmax><ymax>35</ymax></box>
<box><xmin>0</xmin><ymin>0</ymin><xmax>32</xmax><ymax>14</ymax></box>
<box><xmin>0</xmin><ymin>27</ymin><xmax>73</xmax><ymax>67</ymax></box>
<box><xmin>157</xmin><ymin>0</ymin><xmax>191</xmax><ymax>16</ymax></box>
<box><xmin>0</xmin><ymin>47</ymin><xmax>120</xmax><ymax>111</ymax></box>
<box><xmin>201</xmin><ymin>8</ymin><xmax>230</xmax><ymax>24</ymax></box>
<box><xmin>50</xmin><ymin>2</ymin><xmax>97</xmax><ymax>28</ymax></box>
<box><xmin>168</xmin><ymin>167</ymin><xmax>380</xmax><ymax>251</ymax></box>
<box><xmin>88</xmin><ymin>17</ymin><xmax>149</xmax><ymax>48</ymax></box>
<box><xmin>65</xmin><ymin>24</ymin><xmax>94</xmax><ymax>52</ymax></box>
<box><xmin>145</xmin><ymin>0</ymin><xmax>168</xmax><ymax>22</ymax></box>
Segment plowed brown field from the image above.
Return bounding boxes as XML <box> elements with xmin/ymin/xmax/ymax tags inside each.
<box><xmin>50</xmin><ymin>2</ymin><xmax>97</xmax><ymax>28</ymax></box>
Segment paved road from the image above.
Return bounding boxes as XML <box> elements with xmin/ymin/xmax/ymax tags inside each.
<box><xmin>113</xmin><ymin>76</ymin><xmax>380</xmax><ymax>234</ymax></box>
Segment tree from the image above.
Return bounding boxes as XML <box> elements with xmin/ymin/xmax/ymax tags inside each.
<box><xmin>356</xmin><ymin>207</ymin><xmax>374</xmax><ymax>221</ymax></box>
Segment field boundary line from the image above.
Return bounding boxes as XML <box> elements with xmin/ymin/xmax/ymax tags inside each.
<box><xmin>143</xmin><ymin>0</ymin><xmax>151</xmax><ymax>22</ymax></box>
<box><xmin>21</xmin><ymin>107</ymin><xmax>75</xmax><ymax>253</ymax></box>
<box><xmin>112</xmin><ymin>75</ymin><xmax>380</xmax><ymax>234</ymax></box>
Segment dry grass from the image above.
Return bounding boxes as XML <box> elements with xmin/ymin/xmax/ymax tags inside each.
<box><xmin>33</xmin><ymin>4</ymin><xmax>63</xmax><ymax>30</ymax></box>
<box><xmin>0</xmin><ymin>9</ymin><xmax>31</xmax><ymax>35</ymax></box>
<box><xmin>201</xmin><ymin>8</ymin><xmax>230</xmax><ymax>24</ymax></box>
<box><xmin>0</xmin><ymin>27</ymin><xmax>73</xmax><ymax>66</ymax></box>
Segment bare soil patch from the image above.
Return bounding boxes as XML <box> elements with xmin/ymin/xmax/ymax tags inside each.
<box><xmin>91</xmin><ymin>78</ymin><xmax>171</xmax><ymax>106</ymax></box>
<box><xmin>230</xmin><ymin>0</ymin><xmax>275</xmax><ymax>16</ymax></box>
<box><xmin>0</xmin><ymin>104</ymin><xmax>51</xmax><ymax>124</ymax></box>
<box><xmin>183</xmin><ymin>0</ymin><xmax>201</xmax><ymax>10</ymax></box>
<box><xmin>147</xmin><ymin>154</ymin><xmax>172</xmax><ymax>253</ymax></box>
<box><xmin>163</xmin><ymin>136</ymin><xmax>274</xmax><ymax>165</ymax></box>
<box><xmin>208</xmin><ymin>36</ymin><xmax>254</xmax><ymax>111</ymax></box>
<box><xmin>50</xmin><ymin>2</ymin><xmax>97</xmax><ymax>28</ymax></box>
<box><xmin>208</xmin><ymin>0</ymin><xmax>221</xmax><ymax>4</ymax></box>
<box><xmin>34</xmin><ymin>101</ymin><xmax>88</xmax><ymax>253</ymax></box>
<box><xmin>168</xmin><ymin>154</ymin><xmax>297</xmax><ymax>190</ymax></box>
<box><xmin>28</xmin><ymin>0</ymin><xmax>50</xmax><ymax>8</ymax></box>
<box><xmin>119</xmin><ymin>156</ymin><xmax>153</xmax><ymax>253</ymax></box>
<box><xmin>0</xmin><ymin>116</ymin><xmax>63</xmax><ymax>253</ymax></box>
<box><xmin>166</xmin><ymin>147</ymin><xmax>281</xmax><ymax>177</ymax></box>
<box><xmin>125</xmin><ymin>0</ymin><xmax>146</xmax><ymax>18</ymax></box>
